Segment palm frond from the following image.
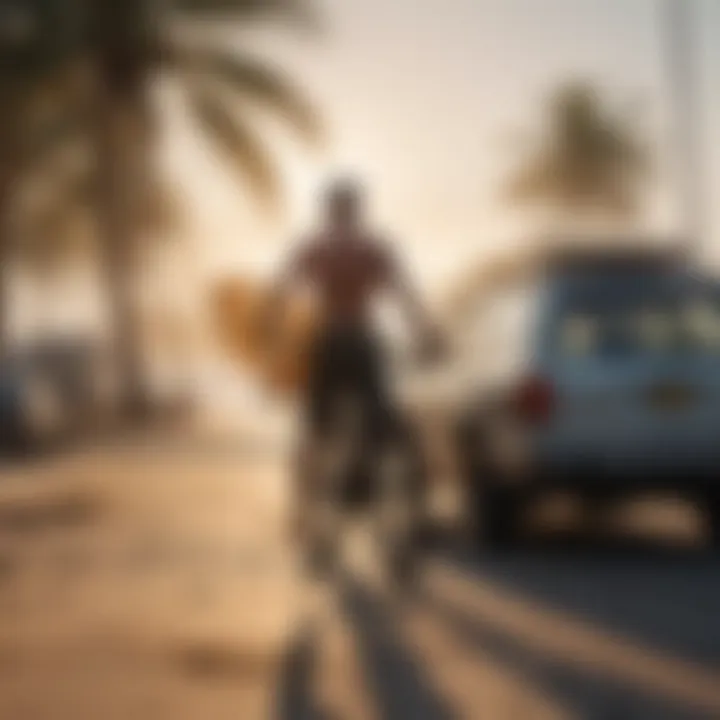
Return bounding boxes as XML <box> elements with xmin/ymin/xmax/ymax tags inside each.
<box><xmin>504</xmin><ymin>81</ymin><xmax>651</xmax><ymax>218</ymax></box>
<box><xmin>5</xmin><ymin>56</ymin><xmax>93</xmax><ymax>178</ymax></box>
<box><xmin>504</xmin><ymin>151</ymin><xmax>554</xmax><ymax>204</ymax></box>
<box><xmin>175</xmin><ymin>43</ymin><xmax>321</xmax><ymax>145</ymax></box>
<box><xmin>20</xmin><ymin>114</ymin><xmax>89</xmax><ymax>179</ymax></box>
<box><xmin>186</xmin><ymin>81</ymin><xmax>281</xmax><ymax>209</ymax></box>
<box><xmin>174</xmin><ymin>0</ymin><xmax>317</xmax><ymax>27</ymax></box>
<box><xmin>138</xmin><ymin>178</ymin><xmax>186</xmax><ymax>233</ymax></box>
<box><xmin>13</xmin><ymin>170</ymin><xmax>94</xmax><ymax>273</ymax></box>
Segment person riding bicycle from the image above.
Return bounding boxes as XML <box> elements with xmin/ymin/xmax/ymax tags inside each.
<box><xmin>262</xmin><ymin>178</ymin><xmax>441</xmax><ymax>449</ymax></box>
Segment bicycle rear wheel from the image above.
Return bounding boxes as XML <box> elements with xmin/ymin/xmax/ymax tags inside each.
<box><xmin>373</xmin><ymin>420</ymin><xmax>427</xmax><ymax>589</ymax></box>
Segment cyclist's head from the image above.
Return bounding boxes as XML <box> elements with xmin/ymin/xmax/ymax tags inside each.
<box><xmin>323</xmin><ymin>178</ymin><xmax>364</xmax><ymax>229</ymax></box>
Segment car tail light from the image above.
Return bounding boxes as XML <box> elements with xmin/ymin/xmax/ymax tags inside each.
<box><xmin>515</xmin><ymin>375</ymin><xmax>555</xmax><ymax>424</ymax></box>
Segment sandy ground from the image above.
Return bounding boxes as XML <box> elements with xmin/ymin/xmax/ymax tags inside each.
<box><xmin>0</xmin><ymin>437</ymin><xmax>299</xmax><ymax>720</ymax></box>
<box><xmin>1</xmin><ymin>433</ymin><xmax>720</xmax><ymax>720</ymax></box>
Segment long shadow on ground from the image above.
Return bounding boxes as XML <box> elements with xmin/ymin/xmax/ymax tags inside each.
<box><xmin>274</xmin><ymin>577</ymin><xmax>455</xmax><ymax>720</ymax></box>
<box><xmin>420</xmin><ymin>540</ymin><xmax>720</xmax><ymax>720</ymax></box>
<box><xmin>339</xmin><ymin>576</ymin><xmax>455</xmax><ymax>720</ymax></box>
<box><xmin>448</xmin><ymin>540</ymin><xmax>720</xmax><ymax>669</ymax></box>
<box><xmin>275</xmin><ymin>626</ymin><xmax>330</xmax><ymax>720</ymax></box>
<box><xmin>420</xmin><ymin>588</ymin><xmax>712</xmax><ymax>720</ymax></box>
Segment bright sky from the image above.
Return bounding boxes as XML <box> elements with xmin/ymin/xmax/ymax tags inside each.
<box><xmin>17</xmin><ymin>0</ymin><xmax>719</xmax><ymax>399</ymax></box>
<box><xmin>174</xmin><ymin>0</ymin><xmax>720</xmax><ymax>294</ymax></box>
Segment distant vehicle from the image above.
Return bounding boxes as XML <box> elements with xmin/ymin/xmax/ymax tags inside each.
<box><xmin>0</xmin><ymin>358</ymin><xmax>27</xmax><ymax>453</ymax></box>
<box><xmin>457</xmin><ymin>248</ymin><xmax>720</xmax><ymax>550</ymax></box>
<box><xmin>0</xmin><ymin>339</ymin><xmax>113</xmax><ymax>455</ymax></box>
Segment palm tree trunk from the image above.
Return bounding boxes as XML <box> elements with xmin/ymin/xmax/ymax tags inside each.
<box><xmin>0</xmin><ymin>186</ymin><xmax>9</xmax><ymax>360</ymax></box>
<box><xmin>0</xmin><ymin>96</ymin><xmax>19</xmax><ymax>360</ymax></box>
<box><xmin>94</xmin><ymin>91</ymin><xmax>148</xmax><ymax>417</ymax></box>
<box><xmin>90</xmin><ymin>0</ymin><xmax>156</xmax><ymax>418</ymax></box>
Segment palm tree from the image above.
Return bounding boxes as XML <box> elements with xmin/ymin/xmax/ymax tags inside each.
<box><xmin>0</xmin><ymin>0</ymin><xmax>84</xmax><ymax>355</ymax></box>
<box><xmin>87</xmin><ymin>0</ymin><xmax>321</xmax><ymax>415</ymax></box>
<box><xmin>444</xmin><ymin>83</ymin><xmax>653</xmax><ymax>333</ymax></box>
<box><xmin>505</xmin><ymin>81</ymin><xmax>651</xmax><ymax>226</ymax></box>
<box><xmin>0</xmin><ymin>85</ymin><xmax>27</xmax><ymax>355</ymax></box>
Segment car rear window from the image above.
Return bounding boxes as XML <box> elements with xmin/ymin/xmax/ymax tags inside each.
<box><xmin>550</xmin><ymin>273</ymin><xmax>720</xmax><ymax>358</ymax></box>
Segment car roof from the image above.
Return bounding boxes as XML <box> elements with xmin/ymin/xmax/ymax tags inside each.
<box><xmin>544</xmin><ymin>246</ymin><xmax>685</xmax><ymax>276</ymax></box>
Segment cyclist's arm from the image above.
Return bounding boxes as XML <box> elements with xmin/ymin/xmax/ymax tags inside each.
<box><xmin>384</xmin><ymin>246</ymin><xmax>434</xmax><ymax>337</ymax></box>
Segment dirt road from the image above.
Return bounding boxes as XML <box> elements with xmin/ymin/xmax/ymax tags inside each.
<box><xmin>1</xmin><ymin>437</ymin><xmax>719</xmax><ymax>719</ymax></box>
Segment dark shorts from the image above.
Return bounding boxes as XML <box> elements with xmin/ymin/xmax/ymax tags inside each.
<box><xmin>305</xmin><ymin>324</ymin><xmax>389</xmax><ymax>441</ymax></box>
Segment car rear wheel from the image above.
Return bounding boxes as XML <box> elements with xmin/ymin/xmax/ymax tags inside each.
<box><xmin>474</xmin><ymin>484</ymin><xmax>521</xmax><ymax>551</ymax></box>
<box><xmin>705</xmin><ymin>492</ymin><xmax>720</xmax><ymax>551</ymax></box>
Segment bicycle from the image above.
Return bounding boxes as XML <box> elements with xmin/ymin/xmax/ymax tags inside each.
<box><xmin>296</xmin><ymin>386</ymin><xmax>428</xmax><ymax>589</ymax></box>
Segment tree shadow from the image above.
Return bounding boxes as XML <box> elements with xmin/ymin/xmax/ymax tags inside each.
<box><xmin>0</xmin><ymin>490</ymin><xmax>101</xmax><ymax>536</ymax></box>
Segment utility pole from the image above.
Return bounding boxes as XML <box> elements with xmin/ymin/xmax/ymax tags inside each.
<box><xmin>661</xmin><ymin>0</ymin><xmax>705</xmax><ymax>259</ymax></box>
